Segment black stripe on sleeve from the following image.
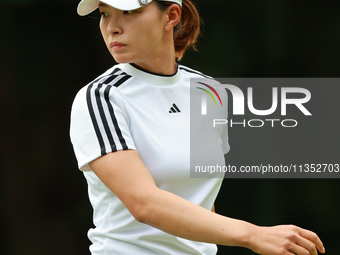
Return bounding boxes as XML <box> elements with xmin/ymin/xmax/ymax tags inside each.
<box><xmin>101</xmin><ymin>75</ymin><xmax>117</xmax><ymax>85</ymax></box>
<box><xmin>91</xmin><ymin>68</ymin><xmax>121</xmax><ymax>85</ymax></box>
<box><xmin>86</xmin><ymin>84</ymin><xmax>106</xmax><ymax>156</ymax></box>
<box><xmin>179</xmin><ymin>66</ymin><xmax>214</xmax><ymax>79</ymax></box>
<box><xmin>94</xmin><ymin>84</ymin><xmax>117</xmax><ymax>154</ymax></box>
<box><xmin>113</xmin><ymin>74</ymin><xmax>132</xmax><ymax>87</ymax></box>
<box><xmin>86</xmin><ymin>68</ymin><xmax>132</xmax><ymax>156</ymax></box>
<box><xmin>103</xmin><ymin>86</ymin><xmax>129</xmax><ymax>150</ymax></box>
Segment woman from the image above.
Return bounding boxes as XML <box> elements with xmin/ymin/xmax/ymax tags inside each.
<box><xmin>70</xmin><ymin>0</ymin><xmax>325</xmax><ymax>254</ymax></box>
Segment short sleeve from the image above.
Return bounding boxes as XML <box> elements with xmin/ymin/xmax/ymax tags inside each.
<box><xmin>70</xmin><ymin>84</ymin><xmax>136</xmax><ymax>171</ymax></box>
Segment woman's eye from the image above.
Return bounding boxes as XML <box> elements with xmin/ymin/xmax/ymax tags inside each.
<box><xmin>100</xmin><ymin>12</ymin><xmax>109</xmax><ymax>17</ymax></box>
<box><xmin>123</xmin><ymin>10</ymin><xmax>134</xmax><ymax>15</ymax></box>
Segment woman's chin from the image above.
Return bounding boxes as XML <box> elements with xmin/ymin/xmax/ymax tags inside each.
<box><xmin>111</xmin><ymin>54</ymin><xmax>135</xmax><ymax>64</ymax></box>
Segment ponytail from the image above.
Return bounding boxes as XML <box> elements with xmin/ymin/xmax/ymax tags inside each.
<box><xmin>156</xmin><ymin>0</ymin><xmax>201</xmax><ymax>60</ymax></box>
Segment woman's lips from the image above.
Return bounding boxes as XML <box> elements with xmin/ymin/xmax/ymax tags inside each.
<box><xmin>110</xmin><ymin>42</ymin><xmax>126</xmax><ymax>51</ymax></box>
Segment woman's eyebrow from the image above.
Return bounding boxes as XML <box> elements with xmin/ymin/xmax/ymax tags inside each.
<box><xmin>98</xmin><ymin>2</ymin><xmax>109</xmax><ymax>8</ymax></box>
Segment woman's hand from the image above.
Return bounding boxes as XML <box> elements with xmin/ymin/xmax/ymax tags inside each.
<box><xmin>248</xmin><ymin>225</ymin><xmax>325</xmax><ymax>255</ymax></box>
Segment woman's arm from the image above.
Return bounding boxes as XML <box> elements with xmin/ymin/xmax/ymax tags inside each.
<box><xmin>89</xmin><ymin>150</ymin><xmax>325</xmax><ymax>255</ymax></box>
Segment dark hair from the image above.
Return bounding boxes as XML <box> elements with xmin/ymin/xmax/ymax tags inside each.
<box><xmin>156</xmin><ymin>0</ymin><xmax>201</xmax><ymax>60</ymax></box>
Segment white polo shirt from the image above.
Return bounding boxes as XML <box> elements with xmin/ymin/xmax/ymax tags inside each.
<box><xmin>70</xmin><ymin>63</ymin><xmax>229</xmax><ymax>255</ymax></box>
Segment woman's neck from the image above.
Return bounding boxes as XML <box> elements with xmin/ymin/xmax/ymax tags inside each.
<box><xmin>132</xmin><ymin>45</ymin><xmax>178</xmax><ymax>75</ymax></box>
<box><xmin>133</xmin><ymin>60</ymin><xmax>177</xmax><ymax>76</ymax></box>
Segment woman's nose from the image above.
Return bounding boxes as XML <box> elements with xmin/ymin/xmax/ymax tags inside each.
<box><xmin>107</xmin><ymin>16</ymin><xmax>123</xmax><ymax>35</ymax></box>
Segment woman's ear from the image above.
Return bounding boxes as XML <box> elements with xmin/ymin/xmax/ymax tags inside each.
<box><xmin>164</xmin><ymin>4</ymin><xmax>181</xmax><ymax>31</ymax></box>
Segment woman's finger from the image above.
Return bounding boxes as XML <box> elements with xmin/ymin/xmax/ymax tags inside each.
<box><xmin>289</xmin><ymin>243</ymin><xmax>310</xmax><ymax>255</ymax></box>
<box><xmin>298</xmin><ymin>228</ymin><xmax>325</xmax><ymax>253</ymax></box>
<box><xmin>294</xmin><ymin>235</ymin><xmax>318</xmax><ymax>255</ymax></box>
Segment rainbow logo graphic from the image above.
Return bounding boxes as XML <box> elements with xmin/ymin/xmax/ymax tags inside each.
<box><xmin>196</xmin><ymin>82</ymin><xmax>222</xmax><ymax>115</ymax></box>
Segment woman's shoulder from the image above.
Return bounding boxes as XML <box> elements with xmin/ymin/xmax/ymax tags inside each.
<box><xmin>71</xmin><ymin>64</ymin><xmax>132</xmax><ymax>108</ymax></box>
<box><xmin>178</xmin><ymin>64</ymin><xmax>214</xmax><ymax>80</ymax></box>
<box><xmin>85</xmin><ymin>64</ymin><xmax>133</xmax><ymax>89</ymax></box>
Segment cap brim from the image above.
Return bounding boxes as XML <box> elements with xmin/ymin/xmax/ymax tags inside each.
<box><xmin>77</xmin><ymin>0</ymin><xmax>144</xmax><ymax>16</ymax></box>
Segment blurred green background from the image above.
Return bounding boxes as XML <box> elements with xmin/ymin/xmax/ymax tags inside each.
<box><xmin>1</xmin><ymin>0</ymin><xmax>339</xmax><ymax>254</ymax></box>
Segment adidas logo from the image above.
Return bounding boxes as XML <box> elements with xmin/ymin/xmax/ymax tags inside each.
<box><xmin>169</xmin><ymin>103</ymin><xmax>181</xmax><ymax>114</ymax></box>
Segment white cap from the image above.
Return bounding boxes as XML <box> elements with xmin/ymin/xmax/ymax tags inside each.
<box><xmin>77</xmin><ymin>0</ymin><xmax>182</xmax><ymax>16</ymax></box>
